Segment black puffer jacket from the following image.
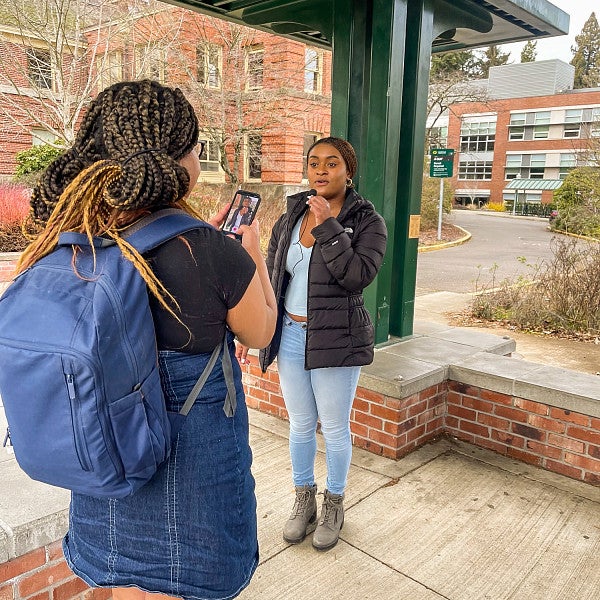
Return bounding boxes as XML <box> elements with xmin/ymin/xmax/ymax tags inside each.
<box><xmin>259</xmin><ymin>188</ymin><xmax>387</xmax><ymax>371</ymax></box>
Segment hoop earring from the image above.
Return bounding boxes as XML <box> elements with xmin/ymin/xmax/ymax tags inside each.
<box><xmin>346</xmin><ymin>178</ymin><xmax>354</xmax><ymax>188</ymax></box>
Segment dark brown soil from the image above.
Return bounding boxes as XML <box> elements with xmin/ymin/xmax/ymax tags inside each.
<box><xmin>419</xmin><ymin>223</ymin><xmax>465</xmax><ymax>247</ymax></box>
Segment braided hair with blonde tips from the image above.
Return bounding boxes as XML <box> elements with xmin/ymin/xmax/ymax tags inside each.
<box><xmin>29</xmin><ymin>80</ymin><xmax>199</xmax><ymax>227</ymax></box>
<box><xmin>18</xmin><ymin>80</ymin><xmax>202</xmax><ymax>321</ymax></box>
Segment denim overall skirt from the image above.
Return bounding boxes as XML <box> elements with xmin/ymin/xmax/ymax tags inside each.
<box><xmin>63</xmin><ymin>337</ymin><xmax>258</xmax><ymax>600</ymax></box>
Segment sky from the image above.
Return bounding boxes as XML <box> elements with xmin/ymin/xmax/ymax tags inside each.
<box><xmin>500</xmin><ymin>2</ymin><xmax>594</xmax><ymax>64</ymax></box>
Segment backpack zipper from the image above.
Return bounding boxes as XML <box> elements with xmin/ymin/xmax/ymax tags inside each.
<box><xmin>0</xmin><ymin>338</ymin><xmax>122</xmax><ymax>476</ymax></box>
<box><xmin>66</xmin><ymin>373</ymin><xmax>92</xmax><ymax>472</ymax></box>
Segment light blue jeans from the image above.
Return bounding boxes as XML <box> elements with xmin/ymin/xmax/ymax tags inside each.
<box><xmin>276</xmin><ymin>314</ymin><xmax>361</xmax><ymax>495</ymax></box>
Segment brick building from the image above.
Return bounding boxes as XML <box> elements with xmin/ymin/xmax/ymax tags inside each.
<box><xmin>0</xmin><ymin>2</ymin><xmax>332</xmax><ymax>187</ymax></box>
<box><xmin>438</xmin><ymin>60</ymin><xmax>600</xmax><ymax>212</ymax></box>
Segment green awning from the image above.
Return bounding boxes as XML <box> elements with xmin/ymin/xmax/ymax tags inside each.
<box><xmin>505</xmin><ymin>179</ymin><xmax>564</xmax><ymax>190</ymax></box>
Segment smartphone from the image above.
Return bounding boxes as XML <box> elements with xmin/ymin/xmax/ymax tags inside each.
<box><xmin>221</xmin><ymin>190</ymin><xmax>261</xmax><ymax>238</ymax></box>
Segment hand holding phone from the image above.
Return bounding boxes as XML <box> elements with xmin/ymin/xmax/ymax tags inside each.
<box><xmin>221</xmin><ymin>190</ymin><xmax>261</xmax><ymax>239</ymax></box>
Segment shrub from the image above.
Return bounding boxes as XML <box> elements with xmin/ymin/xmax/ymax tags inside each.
<box><xmin>0</xmin><ymin>183</ymin><xmax>31</xmax><ymax>252</ymax></box>
<box><xmin>486</xmin><ymin>202</ymin><xmax>506</xmax><ymax>212</ymax></box>
<box><xmin>0</xmin><ymin>183</ymin><xmax>30</xmax><ymax>226</ymax></box>
<box><xmin>552</xmin><ymin>167</ymin><xmax>600</xmax><ymax>239</ymax></box>
<box><xmin>420</xmin><ymin>175</ymin><xmax>453</xmax><ymax>230</ymax></box>
<box><xmin>471</xmin><ymin>238</ymin><xmax>600</xmax><ymax>340</ymax></box>
<box><xmin>14</xmin><ymin>144</ymin><xmax>63</xmax><ymax>181</ymax></box>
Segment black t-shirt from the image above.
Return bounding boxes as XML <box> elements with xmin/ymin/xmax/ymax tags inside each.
<box><xmin>145</xmin><ymin>226</ymin><xmax>256</xmax><ymax>353</ymax></box>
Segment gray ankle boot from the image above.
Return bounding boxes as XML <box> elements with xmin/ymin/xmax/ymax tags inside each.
<box><xmin>283</xmin><ymin>484</ymin><xmax>318</xmax><ymax>544</ymax></box>
<box><xmin>312</xmin><ymin>489</ymin><xmax>344</xmax><ymax>551</ymax></box>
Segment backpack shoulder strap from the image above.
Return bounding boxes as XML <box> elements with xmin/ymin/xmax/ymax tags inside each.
<box><xmin>124</xmin><ymin>209</ymin><xmax>210</xmax><ymax>254</ymax></box>
<box><xmin>56</xmin><ymin>209</ymin><xmax>211</xmax><ymax>252</ymax></box>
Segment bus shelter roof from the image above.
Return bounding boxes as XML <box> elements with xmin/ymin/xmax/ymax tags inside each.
<box><xmin>162</xmin><ymin>0</ymin><xmax>569</xmax><ymax>51</ymax></box>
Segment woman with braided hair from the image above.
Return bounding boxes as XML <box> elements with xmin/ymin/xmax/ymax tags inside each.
<box><xmin>19</xmin><ymin>80</ymin><xmax>276</xmax><ymax>600</ymax></box>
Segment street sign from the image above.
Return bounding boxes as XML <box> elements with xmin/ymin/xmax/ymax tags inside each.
<box><xmin>429</xmin><ymin>148</ymin><xmax>454</xmax><ymax>178</ymax></box>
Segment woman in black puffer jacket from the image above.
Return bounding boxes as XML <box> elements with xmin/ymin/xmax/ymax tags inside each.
<box><xmin>238</xmin><ymin>137</ymin><xmax>386</xmax><ymax>552</ymax></box>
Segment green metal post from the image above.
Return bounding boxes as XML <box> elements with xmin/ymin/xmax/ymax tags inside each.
<box><xmin>389</xmin><ymin>0</ymin><xmax>435</xmax><ymax>337</ymax></box>
<box><xmin>330</xmin><ymin>0</ymin><xmax>407</xmax><ymax>344</ymax></box>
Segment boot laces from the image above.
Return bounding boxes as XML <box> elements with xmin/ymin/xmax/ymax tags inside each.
<box><xmin>292</xmin><ymin>489</ymin><xmax>313</xmax><ymax>517</ymax></box>
<box><xmin>320</xmin><ymin>495</ymin><xmax>341</xmax><ymax>526</ymax></box>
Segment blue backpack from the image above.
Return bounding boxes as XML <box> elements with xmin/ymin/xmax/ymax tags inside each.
<box><xmin>0</xmin><ymin>210</ymin><xmax>235</xmax><ymax>498</ymax></box>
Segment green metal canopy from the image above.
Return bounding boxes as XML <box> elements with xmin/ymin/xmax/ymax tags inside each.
<box><xmin>162</xmin><ymin>0</ymin><xmax>568</xmax><ymax>50</ymax></box>
<box><xmin>161</xmin><ymin>0</ymin><xmax>569</xmax><ymax>343</ymax></box>
<box><xmin>505</xmin><ymin>179</ymin><xmax>564</xmax><ymax>190</ymax></box>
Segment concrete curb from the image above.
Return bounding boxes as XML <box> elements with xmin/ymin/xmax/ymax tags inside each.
<box><xmin>418</xmin><ymin>225</ymin><xmax>471</xmax><ymax>253</ymax></box>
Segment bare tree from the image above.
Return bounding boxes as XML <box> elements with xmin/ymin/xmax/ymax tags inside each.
<box><xmin>0</xmin><ymin>1</ymin><xmax>326</xmax><ymax>183</ymax></box>
<box><xmin>426</xmin><ymin>74</ymin><xmax>488</xmax><ymax>150</ymax></box>
<box><xmin>0</xmin><ymin>0</ymin><xmax>186</xmax><ymax>147</ymax></box>
<box><xmin>163</xmin><ymin>10</ymin><xmax>321</xmax><ymax>183</ymax></box>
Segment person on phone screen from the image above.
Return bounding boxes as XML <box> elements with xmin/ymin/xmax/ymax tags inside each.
<box><xmin>17</xmin><ymin>79</ymin><xmax>277</xmax><ymax>600</ymax></box>
<box><xmin>226</xmin><ymin>197</ymin><xmax>253</xmax><ymax>232</ymax></box>
<box><xmin>236</xmin><ymin>137</ymin><xmax>387</xmax><ymax>552</ymax></box>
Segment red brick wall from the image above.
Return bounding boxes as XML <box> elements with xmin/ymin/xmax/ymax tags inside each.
<box><xmin>241</xmin><ymin>357</ymin><xmax>600</xmax><ymax>486</ymax></box>
<box><xmin>0</xmin><ymin>542</ymin><xmax>111</xmax><ymax>600</ymax></box>
<box><xmin>243</xmin><ymin>358</ymin><xmax>446</xmax><ymax>459</ymax></box>
<box><xmin>447</xmin><ymin>381</ymin><xmax>600</xmax><ymax>486</ymax></box>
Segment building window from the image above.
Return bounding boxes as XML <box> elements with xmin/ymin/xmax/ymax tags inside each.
<box><xmin>505</xmin><ymin>154</ymin><xmax>522</xmax><ymax>179</ymax></box>
<box><xmin>528</xmin><ymin>154</ymin><xmax>546</xmax><ymax>179</ymax></box>
<box><xmin>559</xmin><ymin>153</ymin><xmax>576</xmax><ymax>179</ymax></box>
<box><xmin>302</xmin><ymin>132</ymin><xmax>319</xmax><ymax>179</ymax></box>
<box><xmin>429</xmin><ymin>126</ymin><xmax>448</xmax><ymax>148</ymax></box>
<box><xmin>96</xmin><ymin>51</ymin><xmax>123</xmax><ymax>91</ymax></box>
<box><xmin>198</xmin><ymin>134</ymin><xmax>221</xmax><ymax>173</ymax></box>
<box><xmin>304</xmin><ymin>48</ymin><xmax>322</xmax><ymax>93</ymax></box>
<box><xmin>591</xmin><ymin>108</ymin><xmax>600</xmax><ymax>137</ymax></box>
<box><xmin>457</xmin><ymin>161</ymin><xmax>493</xmax><ymax>180</ymax></box>
<box><xmin>27</xmin><ymin>48</ymin><xmax>52</xmax><ymax>89</ymax></box>
<box><xmin>534</xmin><ymin>111</ymin><xmax>550</xmax><ymax>125</ymax></box>
<box><xmin>460</xmin><ymin>120</ymin><xmax>495</xmax><ymax>152</ymax></box>
<box><xmin>509</xmin><ymin>126</ymin><xmax>524</xmax><ymax>141</ymax></box>
<box><xmin>31</xmin><ymin>128</ymin><xmax>55</xmax><ymax>146</ymax></box>
<box><xmin>246</xmin><ymin>133</ymin><xmax>262</xmax><ymax>180</ymax></box>
<box><xmin>563</xmin><ymin>108</ymin><xmax>582</xmax><ymax>138</ymax></box>
<box><xmin>533</xmin><ymin>125</ymin><xmax>549</xmax><ymax>139</ymax></box>
<box><xmin>563</xmin><ymin>123</ymin><xmax>581</xmax><ymax>138</ymax></box>
<box><xmin>565</xmin><ymin>109</ymin><xmax>582</xmax><ymax>123</ymax></box>
<box><xmin>509</xmin><ymin>113</ymin><xmax>526</xmax><ymax>126</ymax></box>
<box><xmin>134</xmin><ymin>44</ymin><xmax>165</xmax><ymax>82</ymax></box>
<box><xmin>197</xmin><ymin>44</ymin><xmax>221</xmax><ymax>89</ymax></box>
<box><xmin>246</xmin><ymin>46</ymin><xmax>264</xmax><ymax>90</ymax></box>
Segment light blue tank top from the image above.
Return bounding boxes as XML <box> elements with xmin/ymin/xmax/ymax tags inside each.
<box><xmin>284</xmin><ymin>217</ymin><xmax>312</xmax><ymax>317</ymax></box>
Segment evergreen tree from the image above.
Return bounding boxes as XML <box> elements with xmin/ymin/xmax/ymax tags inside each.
<box><xmin>430</xmin><ymin>50</ymin><xmax>477</xmax><ymax>81</ymax></box>
<box><xmin>520</xmin><ymin>40</ymin><xmax>537</xmax><ymax>63</ymax></box>
<box><xmin>570</xmin><ymin>12</ymin><xmax>600</xmax><ymax>89</ymax></box>
<box><xmin>474</xmin><ymin>45</ymin><xmax>511</xmax><ymax>78</ymax></box>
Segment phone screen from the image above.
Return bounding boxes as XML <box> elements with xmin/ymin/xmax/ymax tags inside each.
<box><xmin>221</xmin><ymin>190</ymin><xmax>261</xmax><ymax>237</ymax></box>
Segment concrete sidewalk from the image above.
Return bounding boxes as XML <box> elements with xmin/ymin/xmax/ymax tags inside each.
<box><xmin>414</xmin><ymin>291</ymin><xmax>599</xmax><ymax>376</ymax></box>
<box><xmin>242</xmin><ymin>409</ymin><xmax>600</xmax><ymax>600</ymax></box>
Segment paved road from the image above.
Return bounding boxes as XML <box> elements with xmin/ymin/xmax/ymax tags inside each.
<box><xmin>416</xmin><ymin>210</ymin><xmax>559</xmax><ymax>295</ymax></box>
